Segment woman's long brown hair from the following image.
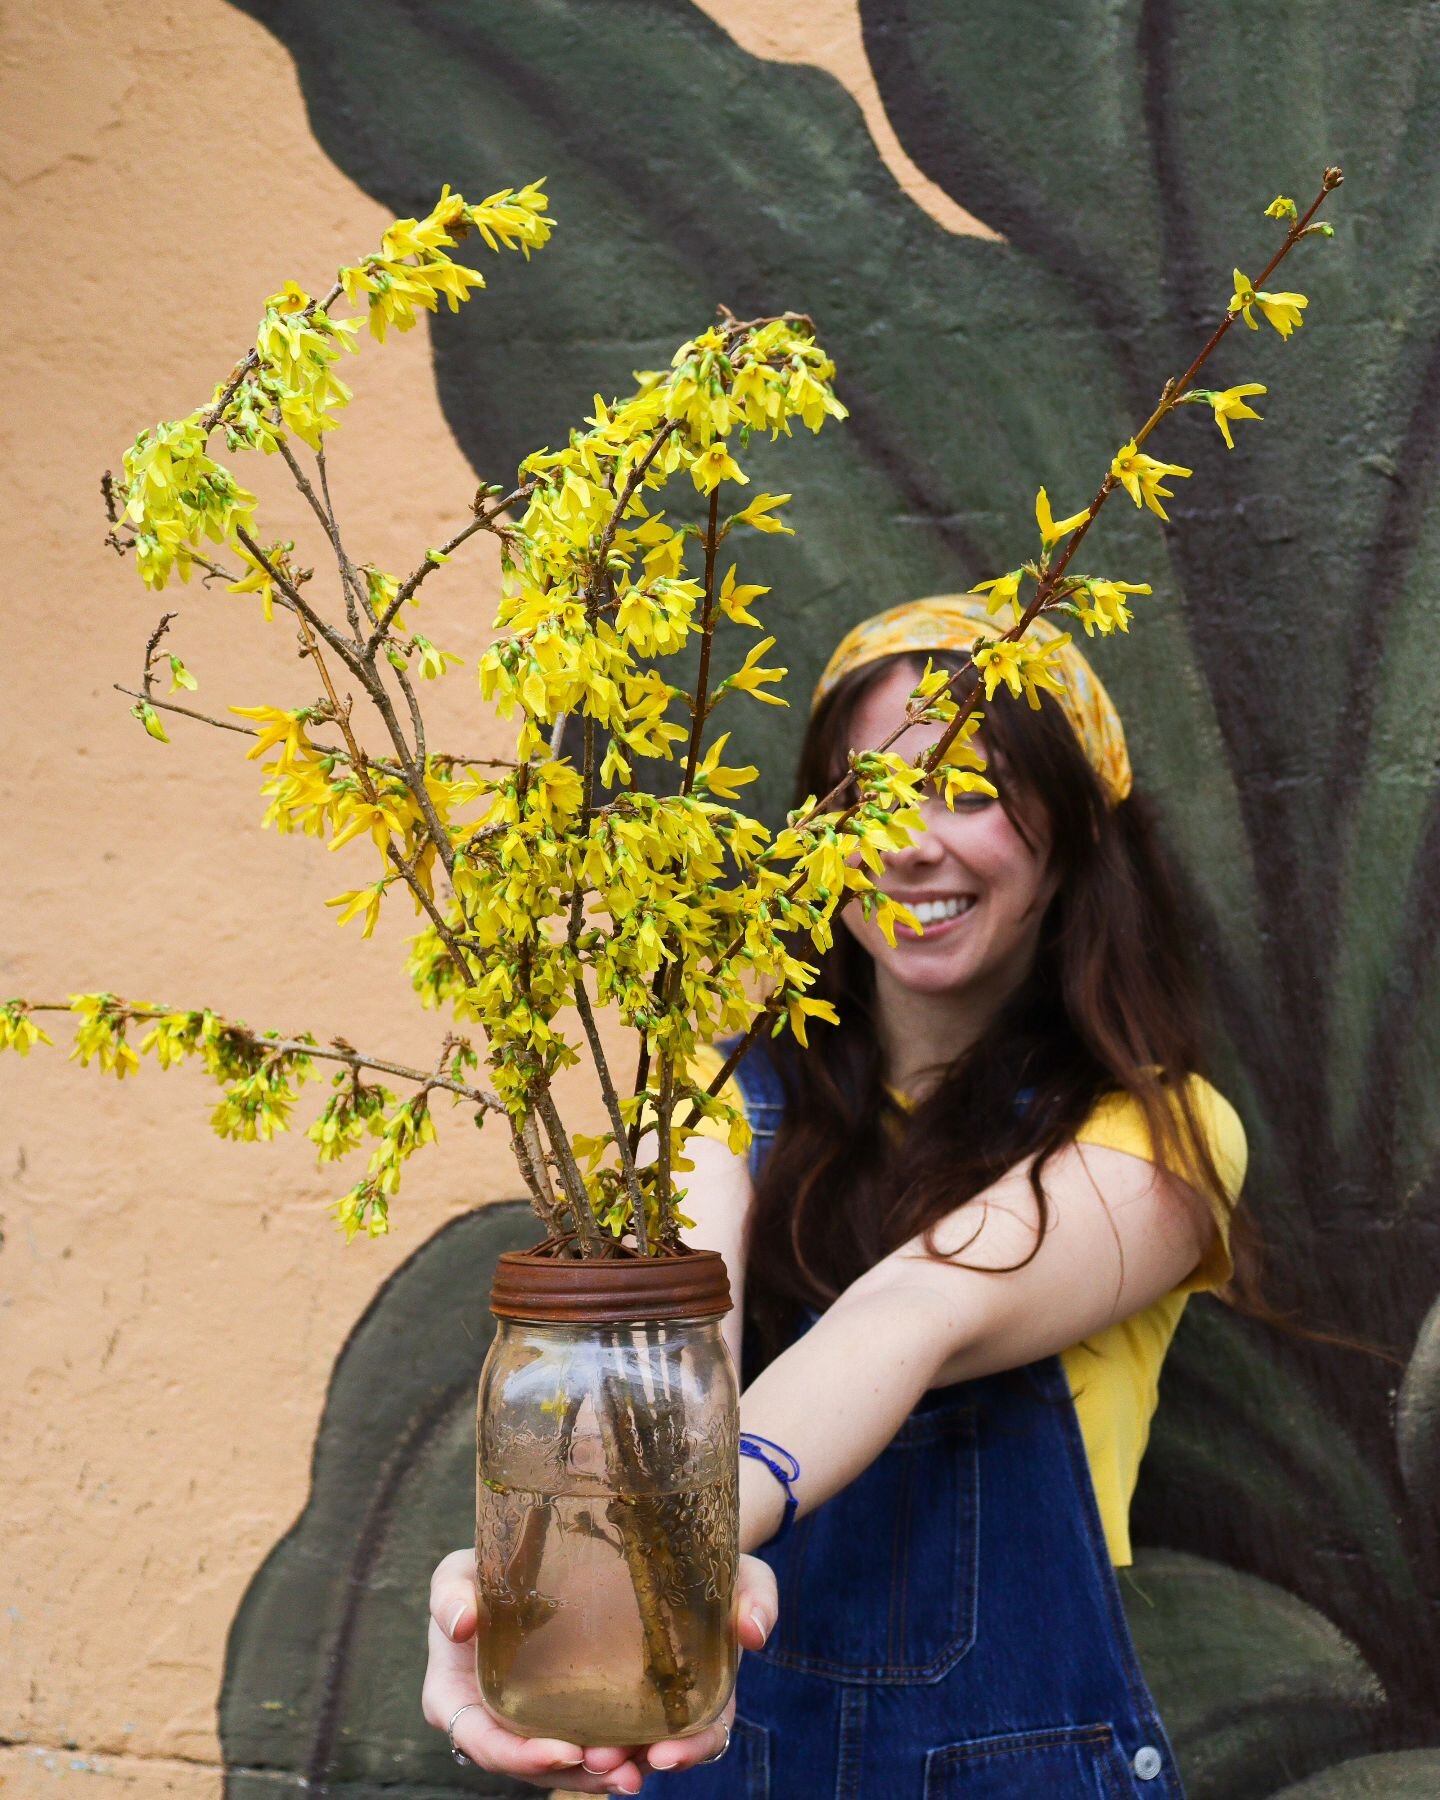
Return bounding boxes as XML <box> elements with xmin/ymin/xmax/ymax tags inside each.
<box><xmin>743</xmin><ymin>649</ymin><xmax>1250</xmax><ymax>1373</ymax></box>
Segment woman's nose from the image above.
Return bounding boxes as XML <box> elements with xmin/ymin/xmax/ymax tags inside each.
<box><xmin>883</xmin><ymin>803</ymin><xmax>945</xmax><ymax>871</ymax></box>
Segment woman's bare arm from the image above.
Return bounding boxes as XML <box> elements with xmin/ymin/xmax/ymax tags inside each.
<box><xmin>733</xmin><ymin>1142</ymin><xmax>1213</xmax><ymax>1550</ymax></box>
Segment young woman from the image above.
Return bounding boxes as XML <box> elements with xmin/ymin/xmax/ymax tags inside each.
<box><xmin>423</xmin><ymin>594</ymin><xmax>1246</xmax><ymax>1796</ymax></box>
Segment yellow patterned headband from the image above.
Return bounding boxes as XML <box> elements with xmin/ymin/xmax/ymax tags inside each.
<box><xmin>811</xmin><ymin>593</ymin><xmax>1132</xmax><ymax>806</ymax></box>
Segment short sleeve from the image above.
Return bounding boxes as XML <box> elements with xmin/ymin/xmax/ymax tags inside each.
<box><xmin>1075</xmin><ymin>1076</ymin><xmax>1247</xmax><ymax>1293</ymax></box>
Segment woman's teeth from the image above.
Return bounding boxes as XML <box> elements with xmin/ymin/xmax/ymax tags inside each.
<box><xmin>909</xmin><ymin>896</ymin><xmax>976</xmax><ymax>925</ymax></box>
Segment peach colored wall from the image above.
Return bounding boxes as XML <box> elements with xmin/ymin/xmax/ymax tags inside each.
<box><xmin>2</xmin><ymin>5</ymin><xmax>936</xmax><ymax>1794</ymax></box>
<box><xmin>3</xmin><ymin>3</ymin><xmax>581</xmax><ymax>1793</ymax></box>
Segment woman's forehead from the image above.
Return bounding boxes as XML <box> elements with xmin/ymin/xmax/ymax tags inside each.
<box><xmin>846</xmin><ymin>661</ymin><xmax>934</xmax><ymax>737</ymax></box>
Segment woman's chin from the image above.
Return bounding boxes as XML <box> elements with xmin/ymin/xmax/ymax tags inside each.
<box><xmin>878</xmin><ymin>944</ymin><xmax>984</xmax><ymax>996</ymax></box>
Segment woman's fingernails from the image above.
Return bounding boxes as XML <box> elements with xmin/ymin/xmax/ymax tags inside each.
<box><xmin>750</xmin><ymin>1608</ymin><xmax>770</xmax><ymax>1645</ymax></box>
<box><xmin>649</xmin><ymin>1753</ymin><xmax>678</xmax><ymax>1769</ymax></box>
<box><xmin>446</xmin><ymin>1603</ymin><xmax>469</xmax><ymax>1638</ymax></box>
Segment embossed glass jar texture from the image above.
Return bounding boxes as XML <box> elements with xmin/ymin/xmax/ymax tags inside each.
<box><xmin>475</xmin><ymin>1310</ymin><xmax>739</xmax><ymax>1745</ymax></box>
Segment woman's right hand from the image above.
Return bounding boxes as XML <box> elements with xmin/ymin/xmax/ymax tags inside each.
<box><xmin>422</xmin><ymin>1546</ymin><xmax>778</xmax><ymax>1795</ymax></box>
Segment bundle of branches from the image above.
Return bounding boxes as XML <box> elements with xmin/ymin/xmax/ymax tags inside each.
<box><xmin>6</xmin><ymin>170</ymin><xmax>1341</xmax><ymax>1269</ymax></box>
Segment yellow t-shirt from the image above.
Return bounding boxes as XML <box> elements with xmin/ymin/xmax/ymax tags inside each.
<box><xmin>686</xmin><ymin>1043</ymin><xmax>1247</xmax><ymax>1566</ymax></box>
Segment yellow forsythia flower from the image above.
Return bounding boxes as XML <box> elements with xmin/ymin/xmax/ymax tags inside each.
<box><xmin>1073</xmin><ymin>579</ymin><xmax>1151</xmax><ymax>637</ymax></box>
<box><xmin>1035</xmin><ymin>487</ymin><xmax>1089</xmax><ymax>548</ymax></box>
<box><xmin>1206</xmin><ymin>384</ymin><xmax>1267</xmax><ymax>450</ymax></box>
<box><xmin>1229</xmin><ymin>269</ymin><xmax>1308</xmax><ymax>339</ymax></box>
<box><xmin>974</xmin><ymin>635</ymin><xmax>1071</xmax><ymax>709</ymax></box>
<box><xmin>1110</xmin><ymin>441</ymin><xmax>1192</xmax><ymax>521</ymax></box>
<box><xmin>131</xmin><ymin>701</ymin><xmax>169</xmax><ymax>743</ymax></box>
<box><xmin>690</xmin><ymin>443</ymin><xmax>748</xmax><ymax>493</ymax></box>
<box><xmin>974</xmin><ymin>568</ymin><xmax>1025</xmax><ymax>617</ymax></box>
<box><xmin>730</xmin><ymin>492</ymin><xmax>793</xmax><ymax>534</ymax></box>
<box><xmin>0</xmin><ymin>1007</ymin><xmax>54</xmax><ymax>1056</ymax></box>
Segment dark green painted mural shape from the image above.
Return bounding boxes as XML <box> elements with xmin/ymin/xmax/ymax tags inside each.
<box><xmin>218</xmin><ymin>1</ymin><xmax>1440</xmax><ymax>1792</ymax></box>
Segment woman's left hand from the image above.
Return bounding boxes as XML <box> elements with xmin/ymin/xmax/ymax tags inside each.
<box><xmin>424</xmin><ymin>1546</ymin><xmax>777</xmax><ymax>1794</ymax></box>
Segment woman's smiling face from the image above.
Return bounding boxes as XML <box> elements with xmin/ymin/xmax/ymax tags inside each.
<box><xmin>838</xmin><ymin>660</ymin><xmax>1060</xmax><ymax>1008</ymax></box>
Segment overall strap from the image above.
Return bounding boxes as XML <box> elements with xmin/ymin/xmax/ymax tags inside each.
<box><xmin>714</xmin><ymin>1033</ymin><xmax>786</xmax><ymax>1182</ymax></box>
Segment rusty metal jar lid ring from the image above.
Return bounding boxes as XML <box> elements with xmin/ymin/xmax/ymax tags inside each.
<box><xmin>490</xmin><ymin>1243</ymin><xmax>732</xmax><ymax>1324</ymax></box>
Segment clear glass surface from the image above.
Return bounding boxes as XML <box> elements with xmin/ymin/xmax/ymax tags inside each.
<box><xmin>476</xmin><ymin>1314</ymin><xmax>739</xmax><ymax>1743</ymax></box>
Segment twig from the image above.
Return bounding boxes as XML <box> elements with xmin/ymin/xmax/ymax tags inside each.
<box><xmin>534</xmin><ymin>1086</ymin><xmax>608</xmax><ymax>1256</ymax></box>
<box><xmin>20</xmin><ymin>1000</ymin><xmax>504</xmax><ymax>1110</ymax></box>
<box><xmin>574</xmin><ymin>970</ymin><xmax>648</xmax><ymax>1242</ymax></box>
<box><xmin>316</xmin><ymin>446</ymin><xmax>376</xmax><ymax>631</ymax></box>
<box><xmin>593</xmin><ymin>423</ymin><xmax>682</xmax><ymax>577</ymax></box>
<box><xmin>512</xmin><ymin>1112</ymin><xmax>576</xmax><ymax>1249</ymax></box>
<box><xmin>113</xmin><ymin>681</ymin><xmax>483</xmax><ymax>775</ymax></box>
<box><xmin>234</xmin><ymin>526</ymin><xmax>364</xmax><ymax>672</ymax></box>
<box><xmin>287</xmin><ymin>609</ymin><xmax>470</xmax><ymax>981</ymax></box>
<box><xmin>680</xmin><ymin>487</ymin><xmax>723</xmax><ymax>793</ymax></box>
<box><xmin>115</xmin><ymin>685</ymin><xmax>259</xmax><ymax>738</ymax></box>
<box><xmin>140</xmin><ymin>613</ymin><xmax>179</xmax><ymax>697</ymax></box>
<box><xmin>367</xmin><ymin>482</ymin><xmax>534</xmax><ymax>648</ymax></box>
<box><xmin>389</xmin><ymin>654</ymin><xmax>429</xmax><ymax>764</ymax></box>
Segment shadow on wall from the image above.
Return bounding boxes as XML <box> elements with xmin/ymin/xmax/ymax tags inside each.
<box><xmin>218</xmin><ymin>0</ymin><xmax>1440</xmax><ymax>1793</ymax></box>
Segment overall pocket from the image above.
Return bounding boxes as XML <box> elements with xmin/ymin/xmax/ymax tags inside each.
<box><xmin>924</xmin><ymin>1722</ymin><xmax>1132</xmax><ymax>1798</ymax></box>
<box><xmin>730</xmin><ymin>1715</ymin><xmax>770</xmax><ymax>1798</ymax></box>
<box><xmin>758</xmin><ymin>1395</ymin><xmax>978</xmax><ymax>1683</ymax></box>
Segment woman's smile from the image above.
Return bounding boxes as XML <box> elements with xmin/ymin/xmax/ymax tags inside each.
<box><xmin>887</xmin><ymin>892</ymin><xmax>978</xmax><ymax>939</ymax></box>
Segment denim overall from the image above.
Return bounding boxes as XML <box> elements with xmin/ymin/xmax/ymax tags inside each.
<box><xmin>643</xmin><ymin>1042</ymin><xmax>1184</xmax><ymax>1798</ymax></box>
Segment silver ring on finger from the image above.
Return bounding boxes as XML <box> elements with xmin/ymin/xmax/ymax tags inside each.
<box><xmin>698</xmin><ymin>1722</ymin><xmax>732</xmax><ymax>1765</ymax></box>
<box><xmin>448</xmin><ymin>1701</ymin><xmax>485</xmax><ymax>1765</ymax></box>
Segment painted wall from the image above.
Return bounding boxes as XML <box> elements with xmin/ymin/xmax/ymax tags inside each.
<box><xmin>4</xmin><ymin>3</ymin><xmax>1439</xmax><ymax>1797</ymax></box>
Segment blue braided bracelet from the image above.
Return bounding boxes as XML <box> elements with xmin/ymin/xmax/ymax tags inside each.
<box><xmin>738</xmin><ymin>1431</ymin><xmax>801</xmax><ymax>1544</ymax></box>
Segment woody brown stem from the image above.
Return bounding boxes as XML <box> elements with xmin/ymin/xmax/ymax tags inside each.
<box><xmin>533</xmin><ymin>1086</ymin><xmax>607</xmax><ymax>1257</ymax></box>
<box><xmin>511</xmin><ymin>1113</ymin><xmax>576</xmax><ymax>1249</ymax></box>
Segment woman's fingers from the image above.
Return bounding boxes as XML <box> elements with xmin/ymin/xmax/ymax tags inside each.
<box><xmin>422</xmin><ymin>1617</ymin><xmax>590</xmax><ymax>1779</ymax></box>
<box><xmin>734</xmin><ymin>1550</ymin><xmax>778</xmax><ymax>1652</ymax></box>
<box><xmin>575</xmin><ymin>1751</ymin><xmax>647</xmax><ymax>1794</ymax></box>
<box><xmin>428</xmin><ymin>1545</ymin><xmax>480</xmax><ymax>1642</ymax></box>
<box><xmin>638</xmin><ymin>1699</ymin><xmax>735</xmax><ymax>1777</ymax></box>
<box><xmin>422</xmin><ymin>1546</ymin><xmax>772</xmax><ymax>1789</ymax></box>
<box><xmin>423</xmin><ymin>1549</ymin><xmax>645</xmax><ymax>1793</ymax></box>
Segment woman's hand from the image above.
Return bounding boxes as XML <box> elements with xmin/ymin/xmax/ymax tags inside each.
<box><xmin>422</xmin><ymin>1546</ymin><xmax>777</xmax><ymax>1794</ymax></box>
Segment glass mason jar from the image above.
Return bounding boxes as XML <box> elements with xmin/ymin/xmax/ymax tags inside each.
<box><xmin>476</xmin><ymin>1247</ymin><xmax>738</xmax><ymax>1746</ymax></box>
